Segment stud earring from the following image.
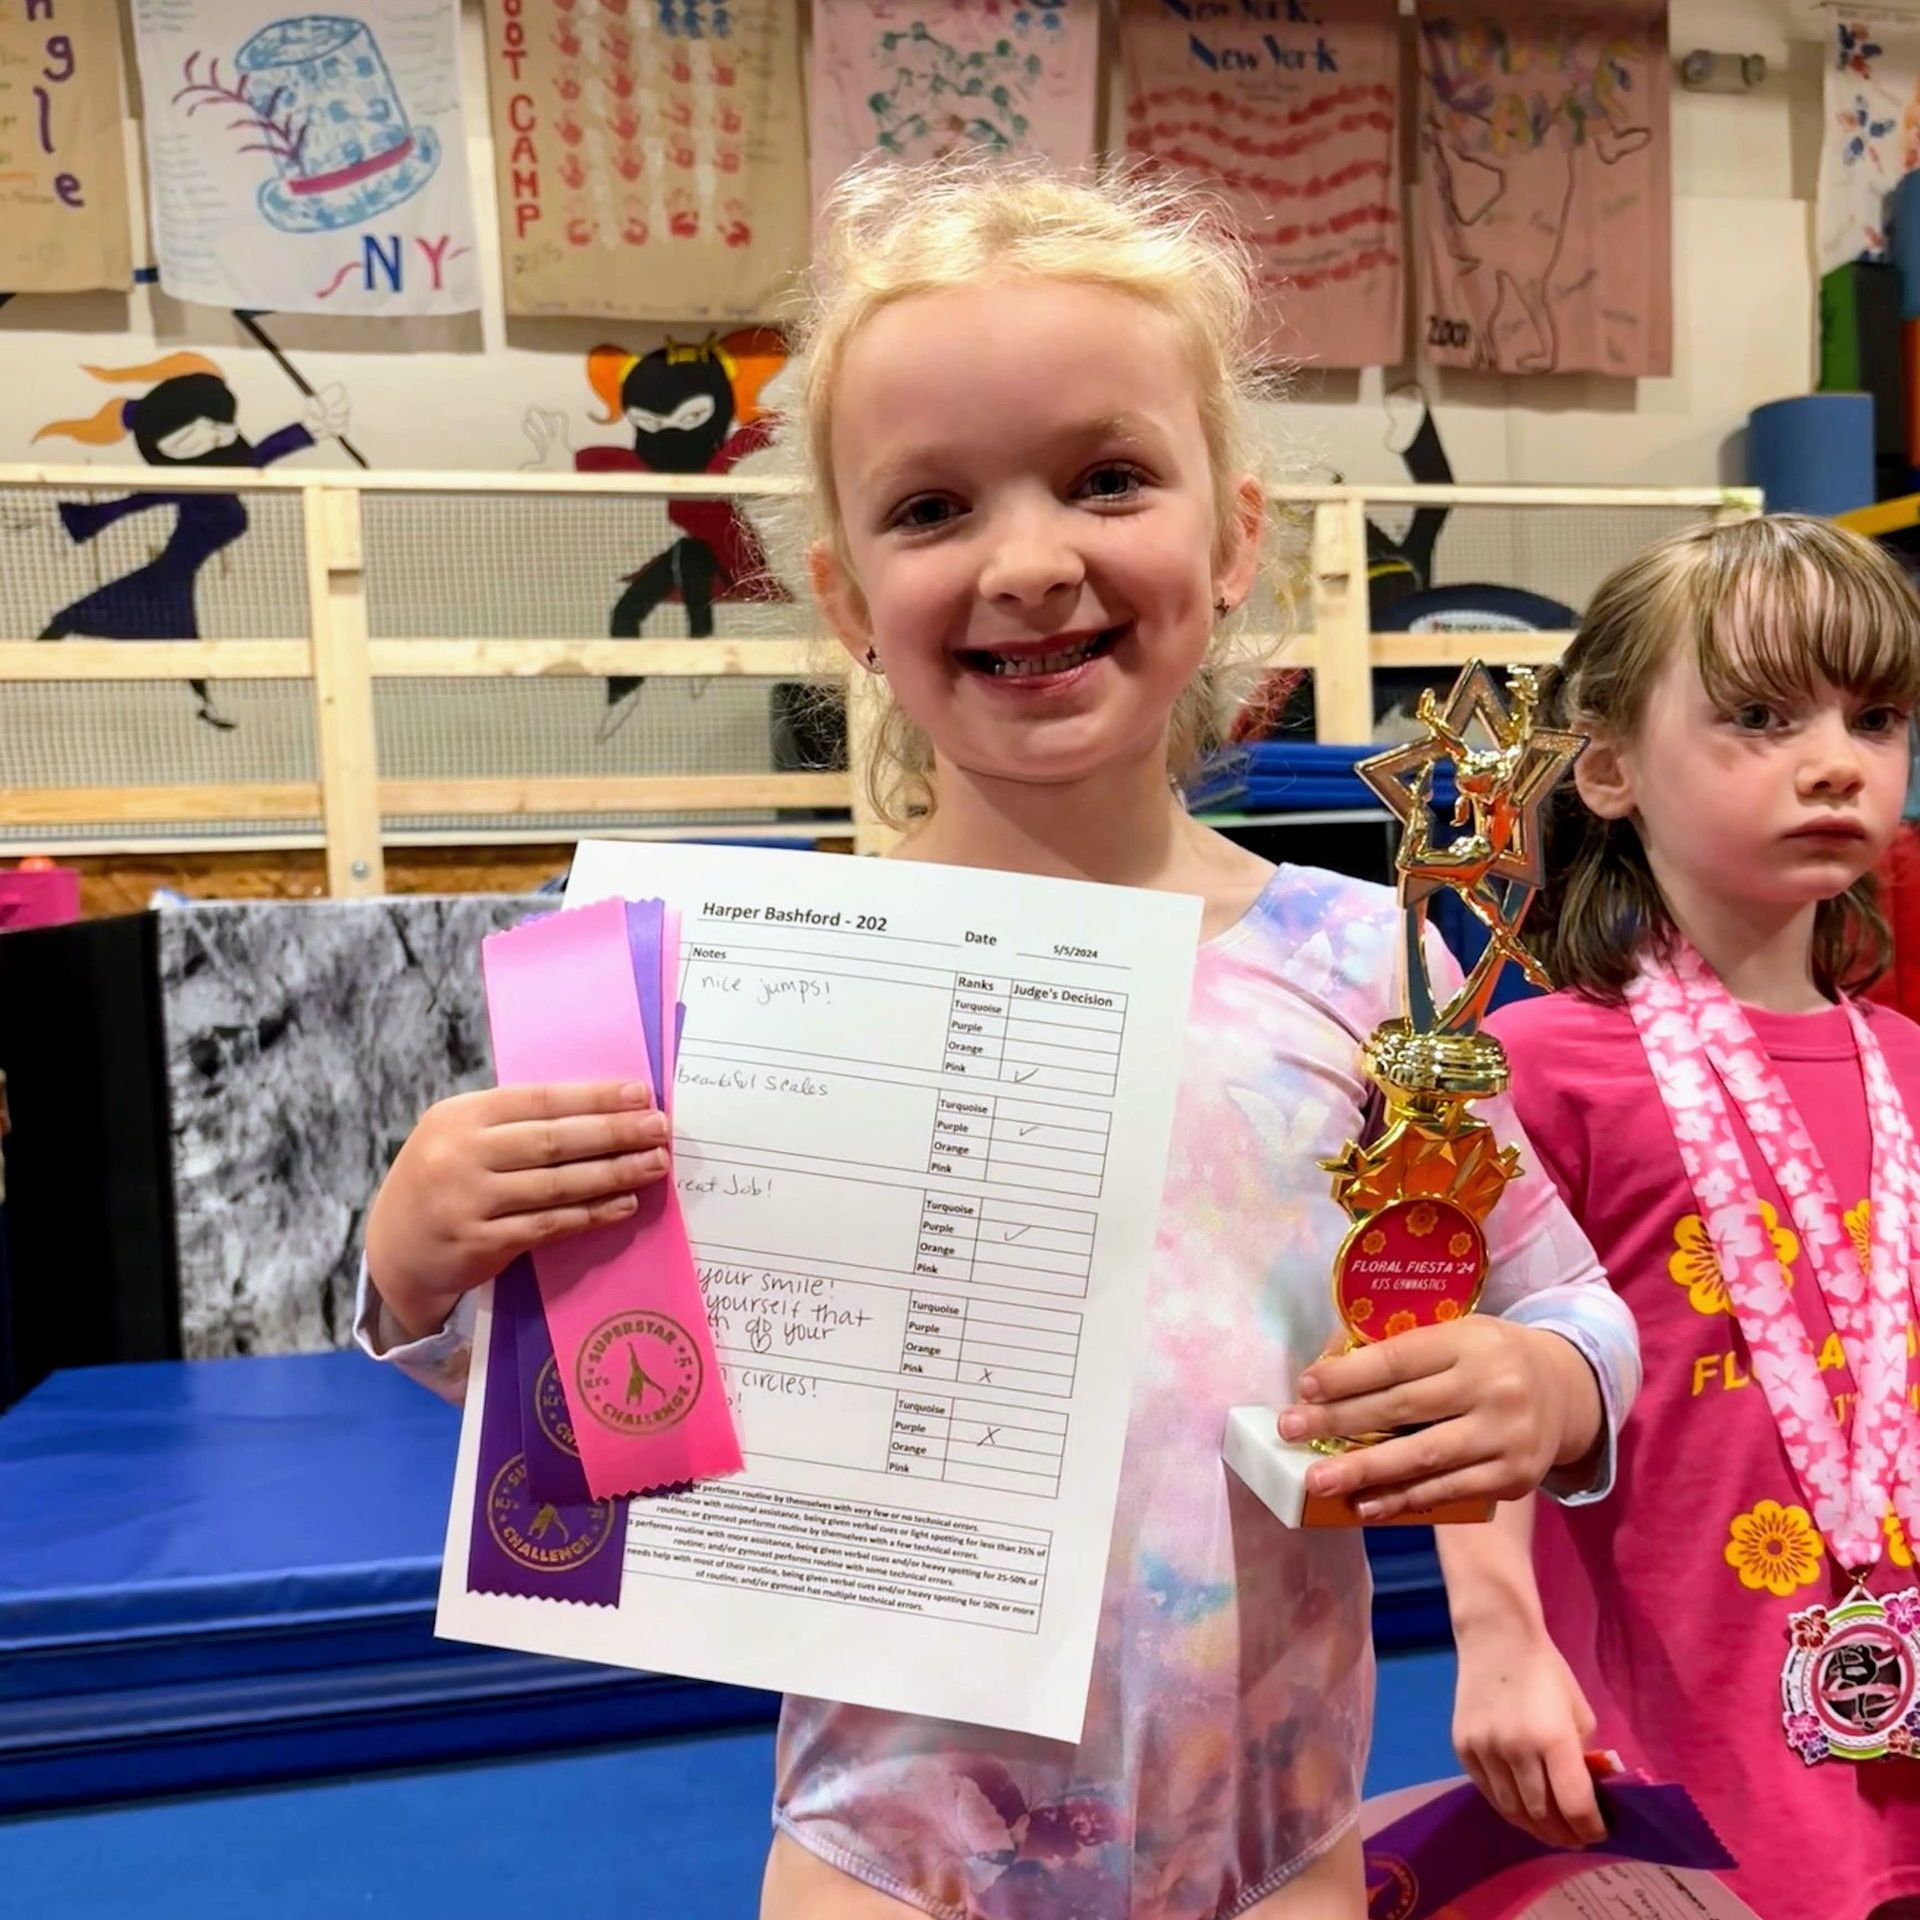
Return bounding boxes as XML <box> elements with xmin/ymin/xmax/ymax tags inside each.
<box><xmin>864</xmin><ymin>646</ymin><xmax>882</xmax><ymax>673</ymax></box>
<box><xmin>1213</xmin><ymin>597</ymin><xmax>1231</xmax><ymax>617</ymax></box>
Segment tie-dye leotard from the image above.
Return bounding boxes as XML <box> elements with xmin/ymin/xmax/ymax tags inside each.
<box><xmin>772</xmin><ymin>865</ymin><xmax>1640</xmax><ymax>1919</ymax></box>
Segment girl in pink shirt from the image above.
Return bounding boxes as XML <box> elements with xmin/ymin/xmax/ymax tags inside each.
<box><xmin>1444</xmin><ymin>516</ymin><xmax>1920</xmax><ymax>1919</ymax></box>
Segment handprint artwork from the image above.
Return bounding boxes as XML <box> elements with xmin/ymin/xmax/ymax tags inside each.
<box><xmin>483</xmin><ymin>0</ymin><xmax>807</xmax><ymax>320</ymax></box>
<box><xmin>807</xmin><ymin>0</ymin><xmax>1098</xmax><ymax>205</ymax></box>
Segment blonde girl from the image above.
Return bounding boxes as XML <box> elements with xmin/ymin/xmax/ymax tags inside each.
<box><xmin>363</xmin><ymin>161</ymin><xmax>1639</xmax><ymax>1920</ymax></box>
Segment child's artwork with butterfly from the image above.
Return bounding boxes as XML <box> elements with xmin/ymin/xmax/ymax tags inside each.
<box><xmin>1818</xmin><ymin>13</ymin><xmax>1920</xmax><ymax>273</ymax></box>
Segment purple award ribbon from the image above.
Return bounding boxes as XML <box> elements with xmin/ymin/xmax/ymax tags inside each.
<box><xmin>1364</xmin><ymin>1777</ymin><xmax>1735</xmax><ymax>1920</ymax></box>
<box><xmin>512</xmin><ymin>1250</ymin><xmax>594</xmax><ymax>1507</ymax></box>
<box><xmin>626</xmin><ymin>899</ymin><xmax>667</xmax><ymax>1109</ymax></box>
<box><xmin>467</xmin><ymin>1255</ymin><xmax>625</xmax><ymax>1605</ymax></box>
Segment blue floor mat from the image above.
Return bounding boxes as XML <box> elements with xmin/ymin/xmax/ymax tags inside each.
<box><xmin>0</xmin><ymin>1650</ymin><xmax>1459</xmax><ymax>1920</ymax></box>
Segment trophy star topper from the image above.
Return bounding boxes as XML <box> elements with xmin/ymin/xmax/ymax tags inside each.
<box><xmin>1359</xmin><ymin>663</ymin><xmax>1584</xmax><ymax>1042</ymax></box>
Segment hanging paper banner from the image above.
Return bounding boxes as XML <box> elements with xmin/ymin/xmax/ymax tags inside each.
<box><xmin>1119</xmin><ymin>0</ymin><xmax>1403</xmax><ymax>369</ymax></box>
<box><xmin>128</xmin><ymin>0</ymin><xmax>478</xmax><ymax>314</ymax></box>
<box><xmin>0</xmin><ymin>0</ymin><xmax>133</xmax><ymax>292</ymax></box>
<box><xmin>485</xmin><ymin>0</ymin><xmax>808</xmax><ymax>322</ymax></box>
<box><xmin>809</xmin><ymin>0</ymin><xmax>1099</xmax><ymax>206</ymax></box>
<box><xmin>1414</xmin><ymin>3</ymin><xmax>1672</xmax><ymax>376</ymax></box>
<box><xmin>1817</xmin><ymin>14</ymin><xmax>1920</xmax><ymax>275</ymax></box>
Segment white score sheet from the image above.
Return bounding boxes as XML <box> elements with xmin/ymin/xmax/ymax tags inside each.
<box><xmin>436</xmin><ymin>841</ymin><xmax>1204</xmax><ymax>1740</ymax></box>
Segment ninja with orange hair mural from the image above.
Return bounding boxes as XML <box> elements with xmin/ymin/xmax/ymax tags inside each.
<box><xmin>523</xmin><ymin>328</ymin><xmax>786</xmax><ymax>739</ymax></box>
<box><xmin>33</xmin><ymin>354</ymin><xmax>350</xmax><ymax>728</ymax></box>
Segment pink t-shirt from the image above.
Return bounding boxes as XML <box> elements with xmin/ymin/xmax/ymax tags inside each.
<box><xmin>1489</xmin><ymin>989</ymin><xmax>1920</xmax><ymax>1920</ymax></box>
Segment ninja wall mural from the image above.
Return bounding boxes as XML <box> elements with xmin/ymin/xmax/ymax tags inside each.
<box><xmin>523</xmin><ymin>328</ymin><xmax>790</xmax><ymax>741</ymax></box>
<box><xmin>28</xmin><ymin>352</ymin><xmax>351</xmax><ymax>729</ymax></box>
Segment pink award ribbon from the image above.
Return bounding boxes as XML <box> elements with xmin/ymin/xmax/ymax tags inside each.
<box><xmin>482</xmin><ymin>898</ymin><xmax>742</xmax><ymax>1500</ymax></box>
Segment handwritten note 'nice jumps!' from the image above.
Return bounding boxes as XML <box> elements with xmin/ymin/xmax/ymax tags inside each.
<box><xmin>436</xmin><ymin>841</ymin><xmax>1204</xmax><ymax>1742</ymax></box>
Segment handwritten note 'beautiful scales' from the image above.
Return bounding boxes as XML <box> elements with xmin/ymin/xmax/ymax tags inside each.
<box><xmin>436</xmin><ymin>842</ymin><xmax>1202</xmax><ymax>1741</ymax></box>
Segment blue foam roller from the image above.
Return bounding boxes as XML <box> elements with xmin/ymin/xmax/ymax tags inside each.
<box><xmin>1747</xmin><ymin>393</ymin><xmax>1875</xmax><ymax>516</ymax></box>
<box><xmin>1893</xmin><ymin>170</ymin><xmax>1920</xmax><ymax>318</ymax></box>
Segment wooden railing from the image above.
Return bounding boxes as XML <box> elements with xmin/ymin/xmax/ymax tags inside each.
<box><xmin>0</xmin><ymin>467</ymin><xmax>1758</xmax><ymax>889</ymax></box>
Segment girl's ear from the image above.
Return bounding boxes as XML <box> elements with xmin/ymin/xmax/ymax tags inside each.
<box><xmin>808</xmin><ymin>539</ymin><xmax>874</xmax><ymax>668</ymax></box>
<box><xmin>1573</xmin><ymin>731</ymin><xmax>1636</xmax><ymax>821</ymax></box>
<box><xmin>1212</xmin><ymin>474</ymin><xmax>1265</xmax><ymax>614</ymax></box>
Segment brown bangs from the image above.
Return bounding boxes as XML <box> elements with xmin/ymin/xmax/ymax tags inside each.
<box><xmin>1679</xmin><ymin>517</ymin><xmax>1920</xmax><ymax>715</ymax></box>
<box><xmin>1523</xmin><ymin>512</ymin><xmax>1919</xmax><ymax>1004</ymax></box>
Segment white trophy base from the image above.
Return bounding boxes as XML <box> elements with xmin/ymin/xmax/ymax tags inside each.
<box><xmin>1222</xmin><ymin>1406</ymin><xmax>1493</xmax><ymax>1529</ymax></box>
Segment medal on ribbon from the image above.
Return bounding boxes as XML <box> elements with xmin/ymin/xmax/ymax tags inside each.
<box><xmin>1629</xmin><ymin>946</ymin><xmax>1920</xmax><ymax>1765</ymax></box>
<box><xmin>1781</xmin><ymin>1585</ymin><xmax>1920</xmax><ymax>1765</ymax></box>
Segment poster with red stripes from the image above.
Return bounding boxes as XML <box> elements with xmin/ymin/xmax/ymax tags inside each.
<box><xmin>1119</xmin><ymin>0</ymin><xmax>1402</xmax><ymax>368</ymax></box>
<box><xmin>1414</xmin><ymin>4</ymin><xmax>1671</xmax><ymax>375</ymax></box>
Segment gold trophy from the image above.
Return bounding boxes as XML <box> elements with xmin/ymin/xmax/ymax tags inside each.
<box><xmin>1224</xmin><ymin>662</ymin><xmax>1585</xmax><ymax>1528</ymax></box>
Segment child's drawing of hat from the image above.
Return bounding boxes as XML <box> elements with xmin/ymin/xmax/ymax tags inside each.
<box><xmin>237</xmin><ymin>14</ymin><xmax>442</xmax><ymax>235</ymax></box>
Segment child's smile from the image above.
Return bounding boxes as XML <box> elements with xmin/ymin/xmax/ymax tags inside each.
<box><xmin>955</xmin><ymin>625</ymin><xmax>1127</xmax><ymax>688</ymax></box>
<box><xmin>817</xmin><ymin>277</ymin><xmax>1244</xmax><ymax>791</ymax></box>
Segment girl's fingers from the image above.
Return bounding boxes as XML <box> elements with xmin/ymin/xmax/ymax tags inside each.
<box><xmin>1477</xmin><ymin>1753</ymin><xmax>1526</xmax><ymax>1831</ymax></box>
<box><xmin>487</xmin><ymin>1081</ymin><xmax>655</xmax><ymax>1123</ymax></box>
<box><xmin>1544</xmin><ymin>1740</ymin><xmax>1606</xmax><ymax>1846</ymax></box>
<box><xmin>510</xmin><ymin>1192</ymin><xmax>642</xmax><ymax>1249</ymax></box>
<box><xmin>1571</xmin><ymin>1679</ymin><xmax>1599</xmax><ymax>1743</ymax></box>
<box><xmin>1509</xmin><ymin>1753</ymin><xmax>1580</xmax><ymax>1851</ymax></box>
<box><xmin>1305</xmin><ymin>1417</ymin><xmax>1489</xmax><ymax>1504</ymax></box>
<box><xmin>1296</xmin><ymin>1325</ymin><xmax>1454</xmax><ymax>1404</ymax></box>
<box><xmin>1348</xmin><ymin>1460</ymin><xmax>1504</xmax><ymax>1524</ymax></box>
<box><xmin>1281</xmin><ymin>1372</ymin><xmax>1463</xmax><ymax>1445</ymax></box>
<box><xmin>487</xmin><ymin>1151</ymin><xmax>669</xmax><ymax>1219</ymax></box>
<box><xmin>484</xmin><ymin>1108</ymin><xmax>670</xmax><ymax>1171</ymax></box>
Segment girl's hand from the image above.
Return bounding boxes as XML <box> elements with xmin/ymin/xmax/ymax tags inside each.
<box><xmin>1279</xmin><ymin>1318</ymin><xmax>1601</xmax><ymax>1520</ymax></box>
<box><xmin>1454</xmin><ymin>1619</ymin><xmax>1605</xmax><ymax>1850</ymax></box>
<box><xmin>364</xmin><ymin>1081</ymin><xmax>670</xmax><ymax>1340</ymax></box>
